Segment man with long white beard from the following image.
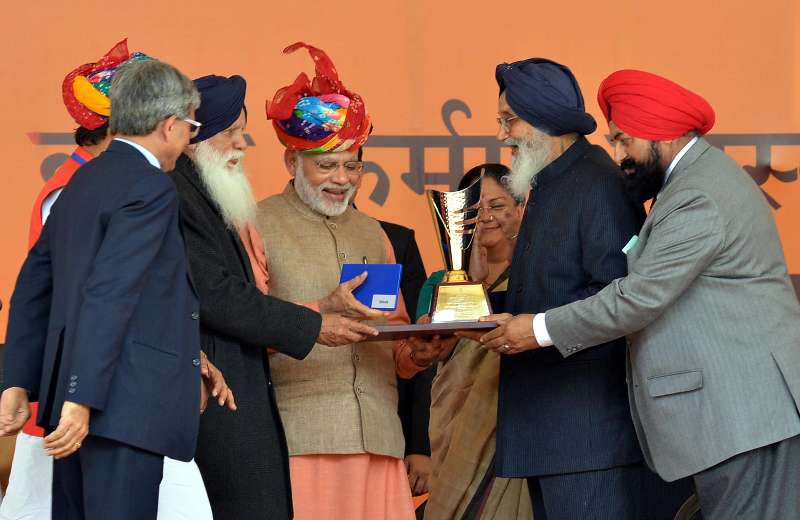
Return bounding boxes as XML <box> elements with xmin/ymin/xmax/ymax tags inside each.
<box><xmin>170</xmin><ymin>74</ymin><xmax>382</xmax><ymax>520</ymax></box>
<box><xmin>255</xmin><ymin>42</ymin><xmax>429</xmax><ymax>520</ymax></box>
<box><xmin>457</xmin><ymin>58</ymin><xmax>692</xmax><ymax>519</ymax></box>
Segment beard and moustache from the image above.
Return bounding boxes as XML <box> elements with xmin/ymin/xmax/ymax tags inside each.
<box><xmin>619</xmin><ymin>142</ymin><xmax>666</xmax><ymax>204</ymax></box>
<box><xmin>192</xmin><ymin>141</ymin><xmax>256</xmax><ymax>230</ymax></box>
<box><xmin>293</xmin><ymin>159</ymin><xmax>356</xmax><ymax>217</ymax></box>
<box><xmin>504</xmin><ymin>132</ymin><xmax>555</xmax><ymax>200</ymax></box>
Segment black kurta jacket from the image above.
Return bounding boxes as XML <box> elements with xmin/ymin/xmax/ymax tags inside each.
<box><xmin>171</xmin><ymin>155</ymin><xmax>321</xmax><ymax>520</ymax></box>
<box><xmin>499</xmin><ymin>137</ymin><xmax>646</xmax><ymax>478</ymax></box>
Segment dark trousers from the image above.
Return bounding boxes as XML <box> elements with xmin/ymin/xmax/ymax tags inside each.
<box><xmin>693</xmin><ymin>434</ymin><xmax>800</xmax><ymax>520</ymax></box>
<box><xmin>51</xmin><ymin>435</ymin><xmax>164</xmax><ymax>520</ymax></box>
<box><xmin>527</xmin><ymin>463</ymin><xmax>692</xmax><ymax>520</ymax></box>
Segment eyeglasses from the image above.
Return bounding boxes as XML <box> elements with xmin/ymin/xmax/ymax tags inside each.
<box><xmin>313</xmin><ymin>160</ymin><xmax>365</xmax><ymax>175</ymax></box>
<box><xmin>178</xmin><ymin>116</ymin><xmax>202</xmax><ymax>138</ymax></box>
<box><xmin>496</xmin><ymin>115</ymin><xmax>519</xmax><ymax>133</ymax></box>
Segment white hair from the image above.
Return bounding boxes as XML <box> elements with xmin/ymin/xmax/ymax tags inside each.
<box><xmin>192</xmin><ymin>141</ymin><xmax>255</xmax><ymax>230</ymax></box>
<box><xmin>504</xmin><ymin>131</ymin><xmax>554</xmax><ymax>199</ymax></box>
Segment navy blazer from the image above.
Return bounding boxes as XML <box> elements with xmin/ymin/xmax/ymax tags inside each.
<box><xmin>3</xmin><ymin>140</ymin><xmax>201</xmax><ymax>461</ymax></box>
<box><xmin>498</xmin><ymin>137</ymin><xmax>646</xmax><ymax>477</ymax></box>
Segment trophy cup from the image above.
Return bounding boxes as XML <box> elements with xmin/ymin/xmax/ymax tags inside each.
<box><xmin>426</xmin><ymin>178</ymin><xmax>493</xmax><ymax>323</ymax></box>
<box><xmin>372</xmin><ymin>176</ymin><xmax>496</xmax><ymax>340</ymax></box>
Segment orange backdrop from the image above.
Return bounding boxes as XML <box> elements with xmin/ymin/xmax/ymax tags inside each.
<box><xmin>1</xmin><ymin>0</ymin><xmax>799</xmax><ymax>340</ymax></box>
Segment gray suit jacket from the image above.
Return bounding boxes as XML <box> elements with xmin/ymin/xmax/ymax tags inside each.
<box><xmin>546</xmin><ymin>138</ymin><xmax>800</xmax><ymax>481</ymax></box>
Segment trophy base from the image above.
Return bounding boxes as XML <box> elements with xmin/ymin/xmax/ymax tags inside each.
<box><xmin>430</xmin><ymin>279</ymin><xmax>493</xmax><ymax>323</ymax></box>
<box><xmin>372</xmin><ymin>321</ymin><xmax>497</xmax><ymax>341</ymax></box>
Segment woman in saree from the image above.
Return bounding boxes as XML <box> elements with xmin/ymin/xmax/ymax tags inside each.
<box><xmin>414</xmin><ymin>163</ymin><xmax>531</xmax><ymax>520</ymax></box>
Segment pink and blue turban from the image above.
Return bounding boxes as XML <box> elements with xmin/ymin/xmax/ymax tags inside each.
<box><xmin>267</xmin><ymin>42</ymin><xmax>371</xmax><ymax>153</ymax></box>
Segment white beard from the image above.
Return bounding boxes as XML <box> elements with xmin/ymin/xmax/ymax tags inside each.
<box><xmin>505</xmin><ymin>133</ymin><xmax>554</xmax><ymax>199</ymax></box>
<box><xmin>192</xmin><ymin>141</ymin><xmax>255</xmax><ymax>230</ymax></box>
<box><xmin>293</xmin><ymin>160</ymin><xmax>355</xmax><ymax>217</ymax></box>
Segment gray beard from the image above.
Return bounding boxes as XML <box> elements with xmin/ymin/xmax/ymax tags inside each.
<box><xmin>293</xmin><ymin>160</ymin><xmax>355</xmax><ymax>217</ymax></box>
<box><xmin>505</xmin><ymin>135</ymin><xmax>554</xmax><ymax>199</ymax></box>
<box><xmin>192</xmin><ymin>141</ymin><xmax>256</xmax><ymax>230</ymax></box>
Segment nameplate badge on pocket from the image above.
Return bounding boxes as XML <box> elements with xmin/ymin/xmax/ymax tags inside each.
<box><xmin>622</xmin><ymin>235</ymin><xmax>639</xmax><ymax>255</ymax></box>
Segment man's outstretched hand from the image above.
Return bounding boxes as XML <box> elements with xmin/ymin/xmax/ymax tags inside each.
<box><xmin>317</xmin><ymin>314</ymin><xmax>380</xmax><ymax>347</ymax></box>
<box><xmin>319</xmin><ymin>272</ymin><xmax>389</xmax><ymax>320</ymax></box>
<box><xmin>455</xmin><ymin>313</ymin><xmax>541</xmax><ymax>355</ymax></box>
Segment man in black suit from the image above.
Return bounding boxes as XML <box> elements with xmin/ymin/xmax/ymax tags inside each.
<box><xmin>0</xmin><ymin>59</ymin><xmax>218</xmax><ymax>519</ymax></box>
<box><xmin>170</xmin><ymin>74</ymin><xmax>382</xmax><ymax>520</ymax></box>
<box><xmin>471</xmin><ymin>58</ymin><xmax>691</xmax><ymax>519</ymax></box>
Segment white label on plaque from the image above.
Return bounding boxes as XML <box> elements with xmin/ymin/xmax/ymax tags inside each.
<box><xmin>431</xmin><ymin>309</ymin><xmax>457</xmax><ymax>323</ymax></box>
<box><xmin>371</xmin><ymin>294</ymin><xmax>397</xmax><ymax>309</ymax></box>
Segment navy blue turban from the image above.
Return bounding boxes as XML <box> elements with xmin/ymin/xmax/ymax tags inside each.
<box><xmin>191</xmin><ymin>75</ymin><xmax>247</xmax><ymax>144</ymax></box>
<box><xmin>495</xmin><ymin>58</ymin><xmax>596</xmax><ymax>136</ymax></box>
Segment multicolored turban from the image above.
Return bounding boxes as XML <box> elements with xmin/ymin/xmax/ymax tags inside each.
<box><xmin>598</xmin><ymin>69</ymin><xmax>715</xmax><ymax>141</ymax></box>
<box><xmin>266</xmin><ymin>42</ymin><xmax>371</xmax><ymax>153</ymax></box>
<box><xmin>62</xmin><ymin>38</ymin><xmax>152</xmax><ymax>130</ymax></box>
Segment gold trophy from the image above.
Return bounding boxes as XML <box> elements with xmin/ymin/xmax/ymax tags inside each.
<box><xmin>426</xmin><ymin>177</ymin><xmax>493</xmax><ymax>323</ymax></box>
<box><xmin>372</xmin><ymin>176</ymin><xmax>496</xmax><ymax>340</ymax></box>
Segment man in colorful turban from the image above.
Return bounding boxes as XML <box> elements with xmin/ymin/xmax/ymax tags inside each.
<box><xmin>450</xmin><ymin>59</ymin><xmax>694</xmax><ymax>520</ymax></box>
<box><xmin>478</xmin><ymin>69</ymin><xmax>800</xmax><ymax>518</ymax></box>
<box><xmin>172</xmin><ymin>72</ymin><xmax>385</xmax><ymax>520</ymax></box>
<box><xmin>0</xmin><ymin>40</ymin><xmax>223</xmax><ymax>520</ymax></box>
<box><xmin>256</xmin><ymin>42</ymin><xmax>429</xmax><ymax>519</ymax></box>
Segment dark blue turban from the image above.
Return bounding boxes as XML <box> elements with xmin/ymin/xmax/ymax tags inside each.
<box><xmin>191</xmin><ymin>74</ymin><xmax>247</xmax><ymax>144</ymax></box>
<box><xmin>495</xmin><ymin>58</ymin><xmax>596</xmax><ymax>136</ymax></box>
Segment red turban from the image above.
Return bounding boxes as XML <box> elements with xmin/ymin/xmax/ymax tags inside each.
<box><xmin>598</xmin><ymin>69</ymin><xmax>715</xmax><ymax>141</ymax></box>
<box><xmin>266</xmin><ymin>42</ymin><xmax>371</xmax><ymax>153</ymax></box>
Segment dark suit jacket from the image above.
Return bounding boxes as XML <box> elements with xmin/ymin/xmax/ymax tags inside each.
<box><xmin>498</xmin><ymin>137</ymin><xmax>646</xmax><ymax>477</ymax></box>
<box><xmin>379</xmin><ymin>220</ymin><xmax>434</xmax><ymax>457</ymax></box>
<box><xmin>4</xmin><ymin>140</ymin><xmax>200</xmax><ymax>461</ymax></box>
<box><xmin>171</xmin><ymin>155</ymin><xmax>321</xmax><ymax>520</ymax></box>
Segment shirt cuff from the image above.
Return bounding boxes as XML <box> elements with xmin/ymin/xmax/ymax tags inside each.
<box><xmin>532</xmin><ymin>313</ymin><xmax>554</xmax><ymax>347</ymax></box>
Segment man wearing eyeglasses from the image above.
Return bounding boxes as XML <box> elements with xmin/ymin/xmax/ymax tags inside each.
<box><xmin>0</xmin><ymin>43</ymin><xmax>228</xmax><ymax>520</ymax></box>
<box><xmin>253</xmin><ymin>42</ymin><xmax>423</xmax><ymax>519</ymax></box>
<box><xmin>0</xmin><ymin>58</ymin><xmax>221</xmax><ymax>520</ymax></box>
<box><xmin>457</xmin><ymin>58</ymin><xmax>692</xmax><ymax>520</ymax></box>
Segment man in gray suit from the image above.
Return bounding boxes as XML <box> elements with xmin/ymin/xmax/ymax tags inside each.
<box><xmin>471</xmin><ymin>69</ymin><xmax>800</xmax><ymax>518</ymax></box>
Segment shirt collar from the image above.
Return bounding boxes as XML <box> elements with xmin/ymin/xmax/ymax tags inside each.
<box><xmin>114</xmin><ymin>138</ymin><xmax>161</xmax><ymax>169</ymax></box>
<box><xmin>664</xmin><ymin>136</ymin><xmax>699</xmax><ymax>183</ymax></box>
